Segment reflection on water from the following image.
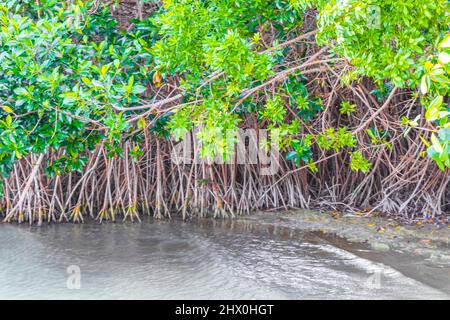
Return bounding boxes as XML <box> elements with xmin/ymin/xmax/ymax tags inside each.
<box><xmin>0</xmin><ymin>218</ymin><xmax>447</xmax><ymax>299</ymax></box>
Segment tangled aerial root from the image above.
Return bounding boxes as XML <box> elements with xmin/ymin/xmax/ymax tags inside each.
<box><xmin>0</xmin><ymin>119</ymin><xmax>448</xmax><ymax>225</ymax></box>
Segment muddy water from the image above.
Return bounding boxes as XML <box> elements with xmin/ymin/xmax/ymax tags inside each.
<box><xmin>0</xmin><ymin>217</ymin><xmax>448</xmax><ymax>299</ymax></box>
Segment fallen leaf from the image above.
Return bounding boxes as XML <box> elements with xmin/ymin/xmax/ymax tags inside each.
<box><xmin>377</xmin><ymin>227</ymin><xmax>385</xmax><ymax>233</ymax></box>
<box><xmin>367</xmin><ymin>223</ymin><xmax>375</xmax><ymax>228</ymax></box>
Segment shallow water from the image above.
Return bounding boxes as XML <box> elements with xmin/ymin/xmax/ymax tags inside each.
<box><xmin>0</xmin><ymin>218</ymin><xmax>448</xmax><ymax>299</ymax></box>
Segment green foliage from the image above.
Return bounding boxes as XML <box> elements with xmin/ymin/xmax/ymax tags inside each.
<box><xmin>285</xmin><ymin>138</ymin><xmax>314</xmax><ymax>169</ymax></box>
<box><xmin>420</xmin><ymin>33</ymin><xmax>450</xmax><ymax>169</ymax></box>
<box><xmin>350</xmin><ymin>151</ymin><xmax>372</xmax><ymax>173</ymax></box>
<box><xmin>297</xmin><ymin>0</ymin><xmax>450</xmax><ymax>88</ymax></box>
<box><xmin>167</xmin><ymin>107</ymin><xmax>194</xmax><ymax>142</ymax></box>
<box><xmin>260</xmin><ymin>97</ymin><xmax>286</xmax><ymax>125</ymax></box>
<box><xmin>0</xmin><ymin>1</ymin><xmax>155</xmax><ymax>182</ymax></box>
<box><xmin>152</xmin><ymin>0</ymin><xmax>288</xmax><ymax>88</ymax></box>
<box><xmin>2</xmin><ymin>0</ymin><xmax>448</xmax><ymax>204</ymax></box>
<box><xmin>427</xmin><ymin>130</ymin><xmax>450</xmax><ymax>170</ymax></box>
<box><xmin>194</xmin><ymin>99</ymin><xmax>241</xmax><ymax>161</ymax></box>
<box><xmin>316</xmin><ymin>127</ymin><xmax>356</xmax><ymax>152</ymax></box>
<box><xmin>283</xmin><ymin>75</ymin><xmax>323</xmax><ymax>121</ymax></box>
<box><xmin>156</xmin><ymin>0</ymin><xmax>304</xmax><ymax>158</ymax></box>
<box><xmin>271</xmin><ymin>119</ymin><xmax>301</xmax><ymax>151</ymax></box>
<box><xmin>293</xmin><ymin>0</ymin><xmax>450</xmax><ymax>169</ymax></box>
<box><xmin>339</xmin><ymin>101</ymin><xmax>356</xmax><ymax>116</ymax></box>
<box><xmin>366</xmin><ymin>127</ymin><xmax>392</xmax><ymax>151</ymax></box>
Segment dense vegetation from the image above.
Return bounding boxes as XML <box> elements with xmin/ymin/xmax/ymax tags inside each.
<box><xmin>0</xmin><ymin>0</ymin><xmax>448</xmax><ymax>224</ymax></box>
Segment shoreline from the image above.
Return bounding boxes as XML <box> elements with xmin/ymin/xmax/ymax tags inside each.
<box><xmin>2</xmin><ymin>210</ymin><xmax>450</xmax><ymax>297</ymax></box>
<box><xmin>240</xmin><ymin>210</ymin><xmax>450</xmax><ymax>295</ymax></box>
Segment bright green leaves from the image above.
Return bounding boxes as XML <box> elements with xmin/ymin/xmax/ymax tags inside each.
<box><xmin>285</xmin><ymin>126</ymin><xmax>370</xmax><ymax>173</ymax></box>
<box><xmin>421</xmin><ymin>60</ymin><xmax>449</xmax><ymax>97</ymax></box>
<box><xmin>153</xmin><ymin>1</ymin><xmax>302</xmax><ymax>164</ymax></box>
<box><xmin>153</xmin><ymin>0</ymin><xmax>279</xmax><ymax>93</ymax></box>
<box><xmin>425</xmin><ymin>96</ymin><xmax>445</xmax><ymax>122</ymax></box>
<box><xmin>0</xmin><ymin>114</ymin><xmax>26</xmax><ymax>163</ymax></box>
<box><xmin>260</xmin><ymin>97</ymin><xmax>286</xmax><ymax>125</ymax></box>
<box><xmin>260</xmin><ymin>96</ymin><xmax>303</xmax><ymax>151</ymax></box>
<box><xmin>428</xmin><ymin>129</ymin><xmax>450</xmax><ymax>171</ymax></box>
<box><xmin>194</xmin><ymin>99</ymin><xmax>241</xmax><ymax>161</ymax></box>
<box><xmin>317</xmin><ymin>127</ymin><xmax>372</xmax><ymax>172</ymax></box>
<box><xmin>421</xmin><ymin>33</ymin><xmax>450</xmax><ymax>102</ymax></box>
<box><xmin>285</xmin><ymin>138</ymin><xmax>314</xmax><ymax>169</ymax></box>
<box><xmin>167</xmin><ymin>107</ymin><xmax>194</xmax><ymax>142</ymax></box>
<box><xmin>152</xmin><ymin>0</ymin><xmax>211</xmax><ymax>75</ymax></box>
<box><xmin>350</xmin><ymin>151</ymin><xmax>372</xmax><ymax>173</ymax></box>
<box><xmin>153</xmin><ymin>0</ymin><xmax>295</xmax><ymax>78</ymax></box>
<box><xmin>419</xmin><ymin>33</ymin><xmax>450</xmax><ymax>170</ymax></box>
<box><xmin>339</xmin><ymin>101</ymin><xmax>356</xmax><ymax>116</ymax></box>
<box><xmin>316</xmin><ymin>127</ymin><xmax>356</xmax><ymax>152</ymax></box>
<box><xmin>117</xmin><ymin>75</ymin><xmax>147</xmax><ymax>101</ymax></box>
<box><xmin>0</xmin><ymin>1</ymin><xmax>155</xmax><ymax>184</ymax></box>
<box><xmin>440</xmin><ymin>34</ymin><xmax>450</xmax><ymax>50</ymax></box>
<box><xmin>300</xmin><ymin>0</ymin><xmax>449</xmax><ymax>88</ymax></box>
<box><xmin>104</xmin><ymin>112</ymin><xmax>130</xmax><ymax>156</ymax></box>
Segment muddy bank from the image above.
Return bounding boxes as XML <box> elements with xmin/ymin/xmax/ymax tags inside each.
<box><xmin>237</xmin><ymin>210</ymin><xmax>450</xmax><ymax>294</ymax></box>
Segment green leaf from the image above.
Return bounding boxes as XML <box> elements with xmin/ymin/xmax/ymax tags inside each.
<box><xmin>1</xmin><ymin>106</ymin><xmax>13</xmax><ymax>113</ymax></box>
<box><xmin>425</xmin><ymin>96</ymin><xmax>443</xmax><ymax>122</ymax></box>
<box><xmin>132</xmin><ymin>85</ymin><xmax>146</xmax><ymax>95</ymax></box>
<box><xmin>438</xmin><ymin>52</ymin><xmax>450</xmax><ymax>65</ymax></box>
<box><xmin>421</xmin><ymin>76</ymin><xmax>429</xmax><ymax>95</ymax></box>
<box><xmin>81</xmin><ymin>77</ymin><xmax>92</xmax><ymax>86</ymax></box>
<box><xmin>285</xmin><ymin>151</ymin><xmax>297</xmax><ymax>161</ymax></box>
<box><xmin>440</xmin><ymin>34</ymin><xmax>450</xmax><ymax>48</ymax></box>
<box><xmin>430</xmin><ymin>133</ymin><xmax>443</xmax><ymax>154</ymax></box>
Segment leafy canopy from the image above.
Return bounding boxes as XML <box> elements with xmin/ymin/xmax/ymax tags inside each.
<box><xmin>0</xmin><ymin>1</ymin><xmax>155</xmax><ymax>180</ymax></box>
